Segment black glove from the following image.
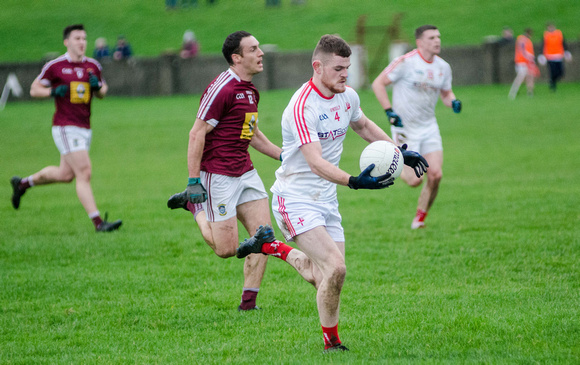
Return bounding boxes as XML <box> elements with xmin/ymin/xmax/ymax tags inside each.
<box><xmin>385</xmin><ymin>108</ymin><xmax>403</xmax><ymax>127</ymax></box>
<box><xmin>348</xmin><ymin>164</ymin><xmax>394</xmax><ymax>190</ymax></box>
<box><xmin>186</xmin><ymin>177</ymin><xmax>207</xmax><ymax>203</ymax></box>
<box><xmin>50</xmin><ymin>85</ymin><xmax>68</xmax><ymax>97</ymax></box>
<box><xmin>399</xmin><ymin>144</ymin><xmax>429</xmax><ymax>178</ymax></box>
<box><xmin>88</xmin><ymin>72</ymin><xmax>102</xmax><ymax>91</ymax></box>
<box><xmin>451</xmin><ymin>99</ymin><xmax>462</xmax><ymax>113</ymax></box>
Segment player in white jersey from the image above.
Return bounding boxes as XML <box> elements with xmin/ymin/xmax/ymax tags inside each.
<box><xmin>236</xmin><ymin>35</ymin><xmax>428</xmax><ymax>353</ymax></box>
<box><xmin>372</xmin><ymin>25</ymin><xmax>462</xmax><ymax>229</ymax></box>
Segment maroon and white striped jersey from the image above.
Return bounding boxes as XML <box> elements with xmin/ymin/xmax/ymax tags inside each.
<box><xmin>197</xmin><ymin>68</ymin><xmax>260</xmax><ymax>177</ymax></box>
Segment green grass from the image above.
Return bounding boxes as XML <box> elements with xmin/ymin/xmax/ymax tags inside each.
<box><xmin>1</xmin><ymin>82</ymin><xmax>580</xmax><ymax>363</ymax></box>
<box><xmin>1</xmin><ymin>0</ymin><xmax>579</xmax><ymax>63</ymax></box>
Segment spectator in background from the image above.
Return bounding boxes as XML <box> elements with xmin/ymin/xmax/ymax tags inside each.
<box><xmin>538</xmin><ymin>22</ymin><xmax>573</xmax><ymax>91</ymax></box>
<box><xmin>180</xmin><ymin>30</ymin><xmax>200</xmax><ymax>59</ymax></box>
<box><xmin>497</xmin><ymin>27</ymin><xmax>514</xmax><ymax>46</ymax></box>
<box><xmin>93</xmin><ymin>37</ymin><xmax>110</xmax><ymax>61</ymax></box>
<box><xmin>508</xmin><ymin>28</ymin><xmax>538</xmax><ymax>99</ymax></box>
<box><xmin>113</xmin><ymin>35</ymin><xmax>132</xmax><ymax>61</ymax></box>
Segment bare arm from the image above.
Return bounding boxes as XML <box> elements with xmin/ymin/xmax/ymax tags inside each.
<box><xmin>187</xmin><ymin>118</ymin><xmax>213</xmax><ymax>178</ymax></box>
<box><xmin>250</xmin><ymin>126</ymin><xmax>282</xmax><ymax>160</ymax></box>
<box><xmin>440</xmin><ymin>89</ymin><xmax>457</xmax><ymax>108</ymax></box>
<box><xmin>30</xmin><ymin>78</ymin><xmax>51</xmax><ymax>98</ymax></box>
<box><xmin>371</xmin><ymin>72</ymin><xmax>394</xmax><ymax>110</ymax></box>
<box><xmin>350</xmin><ymin>112</ymin><xmax>395</xmax><ymax>144</ymax></box>
<box><xmin>300</xmin><ymin>142</ymin><xmax>352</xmax><ymax>187</ymax></box>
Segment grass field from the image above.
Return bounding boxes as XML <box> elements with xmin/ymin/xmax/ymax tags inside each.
<box><xmin>1</xmin><ymin>0</ymin><xmax>579</xmax><ymax>63</ymax></box>
<box><xmin>1</xmin><ymin>82</ymin><xmax>580</xmax><ymax>363</ymax></box>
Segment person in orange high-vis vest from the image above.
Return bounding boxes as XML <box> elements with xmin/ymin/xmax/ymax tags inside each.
<box><xmin>538</xmin><ymin>23</ymin><xmax>573</xmax><ymax>91</ymax></box>
<box><xmin>509</xmin><ymin>28</ymin><xmax>538</xmax><ymax>99</ymax></box>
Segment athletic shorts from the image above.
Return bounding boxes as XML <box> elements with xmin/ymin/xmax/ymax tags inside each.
<box><xmin>272</xmin><ymin>194</ymin><xmax>344</xmax><ymax>243</ymax></box>
<box><xmin>515</xmin><ymin>63</ymin><xmax>529</xmax><ymax>75</ymax></box>
<box><xmin>52</xmin><ymin>126</ymin><xmax>92</xmax><ymax>155</ymax></box>
<box><xmin>200</xmin><ymin>169</ymin><xmax>268</xmax><ymax>223</ymax></box>
<box><xmin>391</xmin><ymin>126</ymin><xmax>442</xmax><ymax>156</ymax></box>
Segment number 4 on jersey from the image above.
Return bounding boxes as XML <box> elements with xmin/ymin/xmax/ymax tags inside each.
<box><xmin>334</xmin><ymin>112</ymin><xmax>340</xmax><ymax>122</ymax></box>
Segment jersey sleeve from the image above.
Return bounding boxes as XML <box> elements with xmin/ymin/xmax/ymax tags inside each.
<box><xmin>292</xmin><ymin>103</ymin><xmax>320</xmax><ymax>146</ymax></box>
<box><xmin>197</xmin><ymin>85</ymin><xmax>230</xmax><ymax>127</ymax></box>
<box><xmin>347</xmin><ymin>88</ymin><xmax>363</xmax><ymax>122</ymax></box>
<box><xmin>383</xmin><ymin>55</ymin><xmax>406</xmax><ymax>83</ymax></box>
<box><xmin>37</xmin><ymin>62</ymin><xmax>55</xmax><ymax>87</ymax></box>
<box><xmin>442</xmin><ymin>62</ymin><xmax>453</xmax><ymax>91</ymax></box>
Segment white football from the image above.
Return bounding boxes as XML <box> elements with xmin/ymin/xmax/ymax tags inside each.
<box><xmin>359</xmin><ymin>141</ymin><xmax>404</xmax><ymax>178</ymax></box>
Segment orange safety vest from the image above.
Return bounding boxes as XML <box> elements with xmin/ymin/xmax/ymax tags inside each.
<box><xmin>543</xmin><ymin>30</ymin><xmax>565</xmax><ymax>60</ymax></box>
<box><xmin>514</xmin><ymin>35</ymin><xmax>534</xmax><ymax>63</ymax></box>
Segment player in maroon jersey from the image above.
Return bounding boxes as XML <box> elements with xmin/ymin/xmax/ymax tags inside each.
<box><xmin>167</xmin><ymin>31</ymin><xmax>282</xmax><ymax>311</ymax></box>
<box><xmin>10</xmin><ymin>24</ymin><xmax>121</xmax><ymax>232</ymax></box>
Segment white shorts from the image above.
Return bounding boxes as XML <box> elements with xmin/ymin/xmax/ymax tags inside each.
<box><xmin>515</xmin><ymin>63</ymin><xmax>529</xmax><ymax>75</ymax></box>
<box><xmin>391</xmin><ymin>126</ymin><xmax>442</xmax><ymax>156</ymax></box>
<box><xmin>272</xmin><ymin>194</ymin><xmax>344</xmax><ymax>242</ymax></box>
<box><xmin>52</xmin><ymin>126</ymin><xmax>92</xmax><ymax>155</ymax></box>
<box><xmin>201</xmin><ymin>169</ymin><xmax>268</xmax><ymax>222</ymax></box>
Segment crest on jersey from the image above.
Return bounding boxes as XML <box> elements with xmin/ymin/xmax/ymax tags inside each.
<box><xmin>240</xmin><ymin>112</ymin><xmax>258</xmax><ymax>140</ymax></box>
<box><xmin>70</xmin><ymin>81</ymin><xmax>90</xmax><ymax>104</ymax></box>
<box><xmin>218</xmin><ymin>204</ymin><xmax>227</xmax><ymax>216</ymax></box>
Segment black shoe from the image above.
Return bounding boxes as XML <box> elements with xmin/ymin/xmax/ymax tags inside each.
<box><xmin>236</xmin><ymin>224</ymin><xmax>275</xmax><ymax>258</ymax></box>
<box><xmin>10</xmin><ymin>176</ymin><xmax>25</xmax><ymax>210</ymax></box>
<box><xmin>167</xmin><ymin>190</ymin><xmax>188</xmax><ymax>210</ymax></box>
<box><xmin>237</xmin><ymin>305</ymin><xmax>261</xmax><ymax>312</ymax></box>
<box><xmin>96</xmin><ymin>213</ymin><xmax>122</xmax><ymax>232</ymax></box>
<box><xmin>323</xmin><ymin>344</ymin><xmax>349</xmax><ymax>353</ymax></box>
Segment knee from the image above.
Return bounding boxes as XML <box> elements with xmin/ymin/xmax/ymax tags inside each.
<box><xmin>407</xmin><ymin>176</ymin><xmax>423</xmax><ymax>188</ymax></box>
<box><xmin>214</xmin><ymin>246</ymin><xmax>236</xmax><ymax>259</ymax></box>
<box><xmin>62</xmin><ymin>172</ymin><xmax>75</xmax><ymax>183</ymax></box>
<box><xmin>76</xmin><ymin>167</ymin><xmax>92</xmax><ymax>182</ymax></box>
<box><xmin>428</xmin><ymin>169</ymin><xmax>443</xmax><ymax>185</ymax></box>
<box><xmin>328</xmin><ymin>262</ymin><xmax>346</xmax><ymax>288</ymax></box>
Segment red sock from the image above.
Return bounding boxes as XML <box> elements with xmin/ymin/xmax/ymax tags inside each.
<box><xmin>261</xmin><ymin>240</ymin><xmax>293</xmax><ymax>261</ymax></box>
<box><xmin>239</xmin><ymin>289</ymin><xmax>258</xmax><ymax>310</ymax></box>
<box><xmin>322</xmin><ymin>324</ymin><xmax>341</xmax><ymax>349</ymax></box>
<box><xmin>91</xmin><ymin>215</ymin><xmax>103</xmax><ymax>228</ymax></box>
<box><xmin>415</xmin><ymin>209</ymin><xmax>427</xmax><ymax>222</ymax></box>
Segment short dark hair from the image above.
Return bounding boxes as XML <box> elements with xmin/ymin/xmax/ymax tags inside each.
<box><xmin>63</xmin><ymin>24</ymin><xmax>85</xmax><ymax>40</ymax></box>
<box><xmin>222</xmin><ymin>31</ymin><xmax>252</xmax><ymax>65</ymax></box>
<box><xmin>415</xmin><ymin>25</ymin><xmax>438</xmax><ymax>39</ymax></box>
<box><xmin>312</xmin><ymin>34</ymin><xmax>351</xmax><ymax>63</ymax></box>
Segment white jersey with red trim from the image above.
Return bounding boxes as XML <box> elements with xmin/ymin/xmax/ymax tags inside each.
<box><xmin>271</xmin><ymin>79</ymin><xmax>363</xmax><ymax>202</ymax></box>
<box><xmin>382</xmin><ymin>49</ymin><xmax>452</xmax><ymax>137</ymax></box>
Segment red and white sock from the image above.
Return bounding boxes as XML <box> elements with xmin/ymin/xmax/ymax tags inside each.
<box><xmin>322</xmin><ymin>324</ymin><xmax>341</xmax><ymax>349</ymax></box>
<box><xmin>261</xmin><ymin>240</ymin><xmax>293</xmax><ymax>261</ymax></box>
